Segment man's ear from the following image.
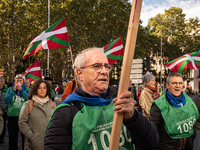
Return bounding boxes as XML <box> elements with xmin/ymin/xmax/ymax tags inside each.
<box><xmin>76</xmin><ymin>69</ymin><xmax>83</xmax><ymax>81</ymax></box>
<box><xmin>166</xmin><ymin>83</ymin><xmax>169</xmax><ymax>89</ymax></box>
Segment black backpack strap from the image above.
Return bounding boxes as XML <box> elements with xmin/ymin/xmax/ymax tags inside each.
<box><xmin>71</xmin><ymin>80</ymin><xmax>76</xmax><ymax>93</ymax></box>
<box><xmin>70</xmin><ymin>101</ymin><xmax>83</xmax><ymax>120</ymax></box>
<box><xmin>71</xmin><ymin>102</ymin><xmax>75</xmax><ymax>118</ymax></box>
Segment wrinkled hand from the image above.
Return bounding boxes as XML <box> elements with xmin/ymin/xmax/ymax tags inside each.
<box><xmin>113</xmin><ymin>91</ymin><xmax>135</xmax><ymax>120</ymax></box>
<box><xmin>13</xmin><ymin>84</ymin><xmax>18</xmax><ymax>91</ymax></box>
<box><xmin>17</xmin><ymin>85</ymin><xmax>22</xmax><ymax>91</ymax></box>
<box><xmin>15</xmin><ymin>84</ymin><xmax>22</xmax><ymax>91</ymax></box>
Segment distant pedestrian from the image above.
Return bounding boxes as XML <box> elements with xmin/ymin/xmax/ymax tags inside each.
<box><xmin>61</xmin><ymin>77</ymin><xmax>78</xmax><ymax>101</ymax></box>
<box><xmin>55</xmin><ymin>85</ymin><xmax>60</xmax><ymax>97</ymax></box>
<box><xmin>137</xmin><ymin>84</ymin><xmax>144</xmax><ymax>113</ymax></box>
<box><xmin>25</xmin><ymin>78</ymin><xmax>30</xmax><ymax>88</ymax></box>
<box><xmin>0</xmin><ymin>77</ymin><xmax>8</xmax><ymax>146</ymax></box>
<box><xmin>44</xmin><ymin>77</ymin><xmax>55</xmax><ymax>101</ymax></box>
<box><xmin>139</xmin><ymin>73</ymin><xmax>160</xmax><ymax>119</ymax></box>
<box><xmin>19</xmin><ymin>79</ymin><xmax>56</xmax><ymax>150</ymax></box>
<box><xmin>157</xmin><ymin>84</ymin><xmax>162</xmax><ymax>96</ymax></box>
<box><xmin>191</xmin><ymin>93</ymin><xmax>200</xmax><ymax>150</ymax></box>
<box><xmin>0</xmin><ymin>108</ymin><xmax>3</xmax><ymax>136</ymax></box>
<box><xmin>128</xmin><ymin>79</ymin><xmax>138</xmax><ymax>105</ymax></box>
<box><xmin>4</xmin><ymin>74</ymin><xmax>29</xmax><ymax>150</ymax></box>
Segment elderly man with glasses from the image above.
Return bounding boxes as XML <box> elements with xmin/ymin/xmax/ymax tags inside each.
<box><xmin>45</xmin><ymin>48</ymin><xmax>159</xmax><ymax>150</ymax></box>
<box><xmin>150</xmin><ymin>72</ymin><xmax>199</xmax><ymax>150</ymax></box>
<box><xmin>4</xmin><ymin>74</ymin><xmax>29</xmax><ymax>150</ymax></box>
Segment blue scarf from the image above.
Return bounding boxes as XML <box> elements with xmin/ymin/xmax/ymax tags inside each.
<box><xmin>62</xmin><ymin>90</ymin><xmax>113</xmax><ymax>107</ymax></box>
<box><xmin>166</xmin><ymin>90</ymin><xmax>186</xmax><ymax>107</ymax></box>
<box><xmin>12</xmin><ymin>83</ymin><xmax>27</xmax><ymax>98</ymax></box>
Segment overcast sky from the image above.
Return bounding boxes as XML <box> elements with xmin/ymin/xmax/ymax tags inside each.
<box><xmin>138</xmin><ymin>0</ymin><xmax>200</xmax><ymax>27</ymax></box>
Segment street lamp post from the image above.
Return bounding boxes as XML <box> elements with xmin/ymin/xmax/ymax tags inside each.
<box><xmin>47</xmin><ymin>0</ymin><xmax>50</xmax><ymax>77</ymax></box>
<box><xmin>154</xmin><ymin>15</ymin><xmax>168</xmax><ymax>87</ymax></box>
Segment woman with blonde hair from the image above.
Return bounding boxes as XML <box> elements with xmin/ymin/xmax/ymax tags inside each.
<box><xmin>139</xmin><ymin>74</ymin><xmax>160</xmax><ymax>119</ymax></box>
<box><xmin>19</xmin><ymin>79</ymin><xmax>56</xmax><ymax>150</ymax></box>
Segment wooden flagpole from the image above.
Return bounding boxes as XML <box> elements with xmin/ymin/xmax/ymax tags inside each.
<box><xmin>69</xmin><ymin>45</ymin><xmax>78</xmax><ymax>87</ymax></box>
<box><xmin>109</xmin><ymin>0</ymin><xmax>142</xmax><ymax>149</ymax></box>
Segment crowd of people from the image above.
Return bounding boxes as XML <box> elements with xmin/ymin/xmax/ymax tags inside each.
<box><xmin>0</xmin><ymin>47</ymin><xmax>199</xmax><ymax>150</ymax></box>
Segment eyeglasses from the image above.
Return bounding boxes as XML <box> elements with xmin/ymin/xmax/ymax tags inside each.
<box><xmin>81</xmin><ymin>63</ymin><xmax>112</xmax><ymax>72</ymax></box>
<box><xmin>170</xmin><ymin>82</ymin><xmax>183</xmax><ymax>86</ymax></box>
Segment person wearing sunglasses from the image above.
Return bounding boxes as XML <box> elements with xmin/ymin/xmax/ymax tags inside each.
<box><xmin>150</xmin><ymin>73</ymin><xmax>199</xmax><ymax>149</ymax></box>
<box><xmin>4</xmin><ymin>74</ymin><xmax>29</xmax><ymax>150</ymax></box>
<box><xmin>45</xmin><ymin>47</ymin><xmax>159</xmax><ymax>150</ymax></box>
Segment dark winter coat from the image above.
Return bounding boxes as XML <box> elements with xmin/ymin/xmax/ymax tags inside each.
<box><xmin>0</xmin><ymin>85</ymin><xmax>8</xmax><ymax>113</ymax></box>
<box><xmin>192</xmin><ymin>94</ymin><xmax>200</xmax><ymax>132</ymax></box>
<box><xmin>44</xmin><ymin>87</ymin><xmax>159</xmax><ymax>150</ymax></box>
<box><xmin>150</xmin><ymin>93</ymin><xmax>198</xmax><ymax>150</ymax></box>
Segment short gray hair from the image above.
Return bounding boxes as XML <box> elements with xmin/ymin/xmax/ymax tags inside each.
<box><xmin>0</xmin><ymin>77</ymin><xmax>5</xmax><ymax>82</ymax></box>
<box><xmin>73</xmin><ymin>47</ymin><xmax>104</xmax><ymax>82</ymax></box>
<box><xmin>166</xmin><ymin>73</ymin><xmax>183</xmax><ymax>83</ymax></box>
<box><xmin>138</xmin><ymin>84</ymin><xmax>144</xmax><ymax>91</ymax></box>
<box><xmin>25</xmin><ymin>78</ymin><xmax>30</xmax><ymax>82</ymax></box>
<box><xmin>138</xmin><ymin>84</ymin><xmax>144</xmax><ymax>89</ymax></box>
<box><xmin>15</xmin><ymin>74</ymin><xmax>25</xmax><ymax>81</ymax></box>
<box><xmin>142</xmin><ymin>74</ymin><xmax>155</xmax><ymax>86</ymax></box>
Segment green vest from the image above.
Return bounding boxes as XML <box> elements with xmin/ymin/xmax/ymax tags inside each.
<box><xmin>72</xmin><ymin>102</ymin><xmax>134</xmax><ymax>150</ymax></box>
<box><xmin>151</xmin><ymin>93</ymin><xmax>199</xmax><ymax>139</ymax></box>
<box><xmin>7</xmin><ymin>87</ymin><xmax>29</xmax><ymax>117</ymax></box>
<box><xmin>47</xmin><ymin>102</ymin><xmax>135</xmax><ymax>150</ymax></box>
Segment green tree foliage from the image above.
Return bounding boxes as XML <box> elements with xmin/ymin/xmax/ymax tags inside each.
<box><xmin>49</xmin><ymin>0</ymin><xmax>132</xmax><ymax>83</ymax></box>
<box><xmin>1</xmin><ymin>1</ymin><xmax>198</xmax><ymax>85</ymax></box>
<box><xmin>0</xmin><ymin>0</ymin><xmax>132</xmax><ymax>83</ymax></box>
<box><xmin>185</xmin><ymin>17</ymin><xmax>200</xmax><ymax>53</ymax></box>
<box><xmin>0</xmin><ymin>0</ymin><xmax>48</xmax><ymax>82</ymax></box>
<box><xmin>148</xmin><ymin>7</ymin><xmax>187</xmax><ymax>60</ymax></box>
<box><xmin>147</xmin><ymin>7</ymin><xmax>200</xmax><ymax>81</ymax></box>
<box><xmin>147</xmin><ymin>7</ymin><xmax>193</xmax><ymax>81</ymax></box>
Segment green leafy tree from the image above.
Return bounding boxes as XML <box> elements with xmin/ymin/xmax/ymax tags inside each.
<box><xmin>47</xmin><ymin>0</ymin><xmax>132</xmax><ymax>83</ymax></box>
<box><xmin>0</xmin><ymin>0</ymin><xmax>153</xmax><ymax>84</ymax></box>
<box><xmin>185</xmin><ymin>17</ymin><xmax>200</xmax><ymax>53</ymax></box>
<box><xmin>148</xmin><ymin>7</ymin><xmax>188</xmax><ymax>81</ymax></box>
<box><xmin>0</xmin><ymin>0</ymin><xmax>48</xmax><ymax>82</ymax></box>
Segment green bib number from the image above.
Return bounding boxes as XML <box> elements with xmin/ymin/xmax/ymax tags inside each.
<box><xmin>72</xmin><ymin>102</ymin><xmax>134</xmax><ymax>150</ymax></box>
<box><xmin>7</xmin><ymin>95</ymin><xmax>26</xmax><ymax>116</ymax></box>
<box><xmin>152</xmin><ymin>94</ymin><xmax>199</xmax><ymax>139</ymax></box>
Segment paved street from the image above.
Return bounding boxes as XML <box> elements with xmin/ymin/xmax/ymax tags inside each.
<box><xmin>0</xmin><ymin>95</ymin><xmax>62</xmax><ymax>150</ymax></box>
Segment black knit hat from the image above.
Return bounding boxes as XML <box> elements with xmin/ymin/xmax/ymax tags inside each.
<box><xmin>44</xmin><ymin>77</ymin><xmax>53</xmax><ymax>81</ymax></box>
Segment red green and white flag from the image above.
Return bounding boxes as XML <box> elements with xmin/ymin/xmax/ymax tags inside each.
<box><xmin>23</xmin><ymin>17</ymin><xmax>70</xmax><ymax>59</ymax></box>
<box><xmin>21</xmin><ymin>60</ymin><xmax>42</xmax><ymax>81</ymax></box>
<box><xmin>0</xmin><ymin>69</ymin><xmax>4</xmax><ymax>77</ymax></box>
<box><xmin>103</xmin><ymin>37</ymin><xmax>124</xmax><ymax>65</ymax></box>
<box><xmin>164</xmin><ymin>51</ymin><xmax>200</xmax><ymax>74</ymax></box>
